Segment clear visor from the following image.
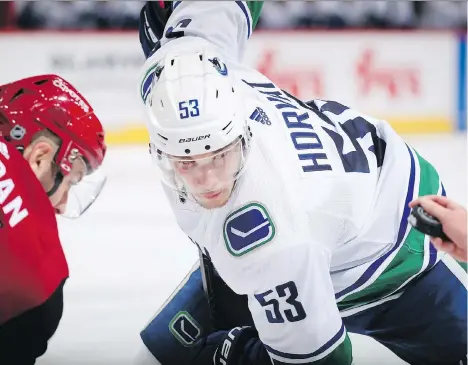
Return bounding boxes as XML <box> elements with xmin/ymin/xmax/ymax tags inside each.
<box><xmin>150</xmin><ymin>136</ymin><xmax>250</xmax><ymax>199</ymax></box>
<box><xmin>51</xmin><ymin>155</ymin><xmax>107</xmax><ymax>218</ymax></box>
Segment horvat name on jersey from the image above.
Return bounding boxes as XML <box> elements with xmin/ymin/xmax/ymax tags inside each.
<box><xmin>244</xmin><ymin>80</ymin><xmax>331</xmax><ymax>173</ymax></box>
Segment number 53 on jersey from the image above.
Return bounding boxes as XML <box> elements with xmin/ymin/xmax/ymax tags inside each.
<box><xmin>255</xmin><ymin>281</ymin><xmax>307</xmax><ymax>324</ymax></box>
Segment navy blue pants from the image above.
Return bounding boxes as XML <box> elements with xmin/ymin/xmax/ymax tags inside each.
<box><xmin>140</xmin><ymin>258</ymin><xmax>467</xmax><ymax>365</ymax></box>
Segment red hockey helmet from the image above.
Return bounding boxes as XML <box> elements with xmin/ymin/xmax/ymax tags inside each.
<box><xmin>0</xmin><ymin>74</ymin><xmax>107</xmax><ymax>217</ymax></box>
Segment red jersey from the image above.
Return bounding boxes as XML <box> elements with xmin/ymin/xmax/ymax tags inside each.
<box><xmin>0</xmin><ymin>138</ymin><xmax>69</xmax><ymax>325</ymax></box>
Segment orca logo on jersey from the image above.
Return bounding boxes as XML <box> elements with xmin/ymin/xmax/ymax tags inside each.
<box><xmin>169</xmin><ymin>311</ymin><xmax>203</xmax><ymax>347</ymax></box>
<box><xmin>223</xmin><ymin>202</ymin><xmax>275</xmax><ymax>257</ymax></box>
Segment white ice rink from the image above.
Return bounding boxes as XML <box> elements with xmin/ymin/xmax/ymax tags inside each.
<box><xmin>37</xmin><ymin>133</ymin><xmax>466</xmax><ymax>365</ymax></box>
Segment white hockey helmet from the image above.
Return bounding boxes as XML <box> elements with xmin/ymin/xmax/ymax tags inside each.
<box><xmin>145</xmin><ymin>41</ymin><xmax>251</xmax><ymax>201</ymax></box>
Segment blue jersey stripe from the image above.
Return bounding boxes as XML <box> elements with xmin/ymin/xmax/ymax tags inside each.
<box><xmin>335</xmin><ymin>144</ymin><xmax>416</xmax><ymax>300</ymax></box>
<box><xmin>235</xmin><ymin>1</ymin><xmax>252</xmax><ymax>38</ymax></box>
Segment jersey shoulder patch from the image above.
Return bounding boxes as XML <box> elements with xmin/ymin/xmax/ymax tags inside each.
<box><xmin>223</xmin><ymin>202</ymin><xmax>275</xmax><ymax>257</ymax></box>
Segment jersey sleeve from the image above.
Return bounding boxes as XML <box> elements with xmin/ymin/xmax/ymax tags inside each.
<box><xmin>246</xmin><ymin>244</ymin><xmax>353</xmax><ymax>365</ymax></box>
<box><xmin>138</xmin><ymin>1</ymin><xmax>262</xmax><ymax>105</ymax></box>
<box><xmin>160</xmin><ymin>1</ymin><xmax>262</xmax><ymax>62</ymax></box>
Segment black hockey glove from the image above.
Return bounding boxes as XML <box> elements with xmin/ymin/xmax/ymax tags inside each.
<box><xmin>139</xmin><ymin>1</ymin><xmax>173</xmax><ymax>58</ymax></box>
<box><xmin>189</xmin><ymin>326</ymin><xmax>271</xmax><ymax>365</ymax></box>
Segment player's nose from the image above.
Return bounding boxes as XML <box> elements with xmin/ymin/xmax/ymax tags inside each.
<box><xmin>196</xmin><ymin>167</ymin><xmax>219</xmax><ymax>187</ymax></box>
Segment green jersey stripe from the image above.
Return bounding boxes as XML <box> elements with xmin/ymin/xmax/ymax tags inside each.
<box><xmin>246</xmin><ymin>1</ymin><xmax>263</xmax><ymax>30</ymax></box>
<box><xmin>338</xmin><ymin>146</ymin><xmax>442</xmax><ymax>311</ymax></box>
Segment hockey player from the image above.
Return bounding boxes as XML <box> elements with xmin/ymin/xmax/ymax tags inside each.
<box><xmin>0</xmin><ymin>75</ymin><xmax>107</xmax><ymax>364</ymax></box>
<box><xmin>135</xmin><ymin>2</ymin><xmax>467</xmax><ymax>365</ymax></box>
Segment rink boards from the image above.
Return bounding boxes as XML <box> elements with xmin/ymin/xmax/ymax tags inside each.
<box><xmin>0</xmin><ymin>30</ymin><xmax>465</xmax><ymax>144</ymax></box>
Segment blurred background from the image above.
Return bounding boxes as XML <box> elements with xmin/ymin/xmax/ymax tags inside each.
<box><xmin>0</xmin><ymin>1</ymin><xmax>467</xmax><ymax>30</ymax></box>
<box><xmin>0</xmin><ymin>0</ymin><xmax>466</xmax><ymax>141</ymax></box>
<box><xmin>0</xmin><ymin>0</ymin><xmax>466</xmax><ymax>139</ymax></box>
<box><xmin>0</xmin><ymin>2</ymin><xmax>466</xmax><ymax>364</ymax></box>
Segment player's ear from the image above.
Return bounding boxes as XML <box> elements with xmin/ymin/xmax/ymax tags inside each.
<box><xmin>25</xmin><ymin>141</ymin><xmax>55</xmax><ymax>175</ymax></box>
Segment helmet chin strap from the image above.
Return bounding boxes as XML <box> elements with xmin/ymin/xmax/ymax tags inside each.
<box><xmin>47</xmin><ymin>171</ymin><xmax>64</xmax><ymax>197</ymax></box>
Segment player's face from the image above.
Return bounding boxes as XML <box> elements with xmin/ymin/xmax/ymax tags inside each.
<box><xmin>47</xmin><ymin>158</ymin><xmax>87</xmax><ymax>215</ymax></box>
<box><xmin>173</xmin><ymin>142</ymin><xmax>242</xmax><ymax>209</ymax></box>
<box><xmin>27</xmin><ymin>142</ymin><xmax>87</xmax><ymax>214</ymax></box>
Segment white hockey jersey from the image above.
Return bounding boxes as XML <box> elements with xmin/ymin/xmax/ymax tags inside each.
<box><xmin>139</xmin><ymin>2</ymin><xmax>444</xmax><ymax>364</ymax></box>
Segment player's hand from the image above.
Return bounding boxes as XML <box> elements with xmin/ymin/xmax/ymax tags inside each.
<box><xmin>409</xmin><ymin>195</ymin><xmax>467</xmax><ymax>262</ymax></box>
<box><xmin>139</xmin><ymin>1</ymin><xmax>173</xmax><ymax>58</ymax></box>
<box><xmin>189</xmin><ymin>326</ymin><xmax>266</xmax><ymax>365</ymax></box>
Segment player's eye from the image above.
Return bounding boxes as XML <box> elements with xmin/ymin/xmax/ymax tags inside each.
<box><xmin>212</xmin><ymin>152</ymin><xmax>227</xmax><ymax>168</ymax></box>
<box><xmin>178</xmin><ymin>160</ymin><xmax>196</xmax><ymax>171</ymax></box>
<box><xmin>214</xmin><ymin>152</ymin><xmax>227</xmax><ymax>160</ymax></box>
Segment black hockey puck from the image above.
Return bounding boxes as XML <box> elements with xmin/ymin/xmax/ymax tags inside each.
<box><xmin>408</xmin><ymin>205</ymin><xmax>451</xmax><ymax>242</ymax></box>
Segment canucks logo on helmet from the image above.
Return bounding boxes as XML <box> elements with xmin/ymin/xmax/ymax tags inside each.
<box><xmin>141</xmin><ymin>63</ymin><xmax>165</xmax><ymax>104</ymax></box>
<box><xmin>208</xmin><ymin>57</ymin><xmax>228</xmax><ymax>76</ymax></box>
